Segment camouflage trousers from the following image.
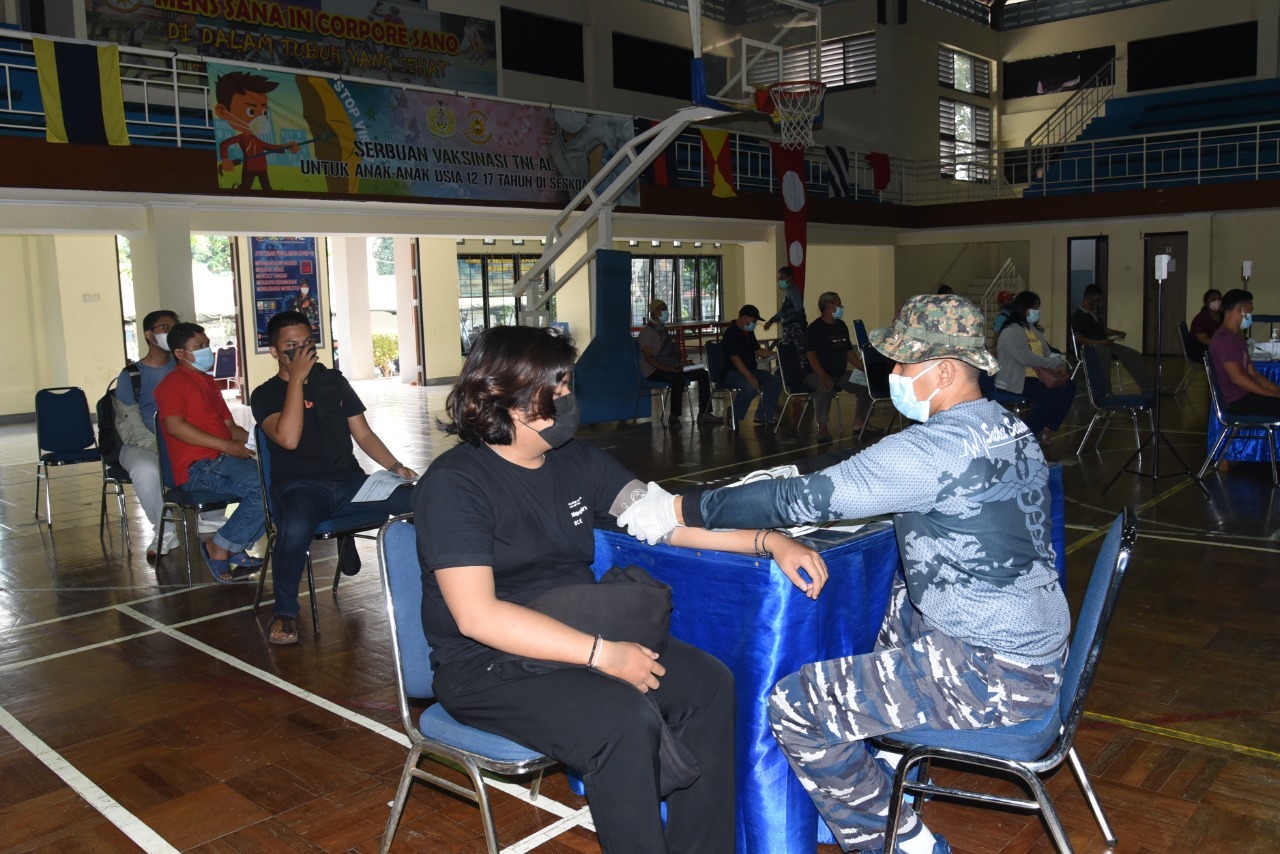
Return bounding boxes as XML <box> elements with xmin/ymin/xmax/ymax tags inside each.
<box><xmin>767</xmin><ymin>575</ymin><xmax>1065</xmax><ymax>851</ymax></box>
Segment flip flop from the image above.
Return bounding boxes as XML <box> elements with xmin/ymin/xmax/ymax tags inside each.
<box><xmin>200</xmin><ymin>541</ymin><xmax>235</xmax><ymax>584</ymax></box>
<box><xmin>268</xmin><ymin>615</ymin><xmax>298</xmax><ymax>645</ymax></box>
<box><xmin>229</xmin><ymin>551</ymin><xmax>263</xmax><ymax>569</ymax></box>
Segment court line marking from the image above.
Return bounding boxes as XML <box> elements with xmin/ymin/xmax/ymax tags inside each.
<box><xmin>1084</xmin><ymin>711</ymin><xmax>1280</xmax><ymax>763</ymax></box>
<box><xmin>0</xmin><ymin>702</ymin><xmax>179</xmax><ymax>853</ymax></box>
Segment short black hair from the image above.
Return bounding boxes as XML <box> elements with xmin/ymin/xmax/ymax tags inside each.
<box><xmin>935</xmin><ymin>284</ymin><xmax>954</xmax><ymax>295</ymax></box>
<box><xmin>168</xmin><ymin>322</ymin><xmax>205</xmax><ymax>353</ymax></box>
<box><xmin>267</xmin><ymin>310</ymin><xmax>313</xmax><ymax>347</ymax></box>
<box><xmin>1083</xmin><ymin>283</ymin><xmax>1103</xmax><ymax>298</ymax></box>
<box><xmin>142</xmin><ymin>309</ymin><xmax>178</xmax><ymax>331</ymax></box>
<box><xmin>1203</xmin><ymin>288</ymin><xmax>1222</xmax><ymax>304</ymax></box>
<box><xmin>215</xmin><ymin>71</ymin><xmax>278</xmax><ymax>109</ymax></box>
<box><xmin>778</xmin><ymin>266</ymin><xmax>794</xmax><ymax>278</ymax></box>
<box><xmin>1221</xmin><ymin>289</ymin><xmax>1253</xmax><ymax>313</ymax></box>
<box><xmin>443</xmin><ymin>326</ymin><xmax>577</xmax><ymax>446</ymax></box>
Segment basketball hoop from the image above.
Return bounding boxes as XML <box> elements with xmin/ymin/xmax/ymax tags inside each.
<box><xmin>767</xmin><ymin>80</ymin><xmax>825</xmax><ymax>149</ymax></box>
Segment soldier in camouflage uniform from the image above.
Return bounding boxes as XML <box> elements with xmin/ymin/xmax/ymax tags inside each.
<box><xmin>619</xmin><ymin>294</ymin><xmax>1069</xmax><ymax>854</ymax></box>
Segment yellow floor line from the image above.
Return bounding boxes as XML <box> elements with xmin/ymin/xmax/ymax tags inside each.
<box><xmin>1066</xmin><ymin>479</ymin><xmax>1192</xmax><ymax>555</ymax></box>
<box><xmin>1084</xmin><ymin>711</ymin><xmax>1280</xmax><ymax>762</ymax></box>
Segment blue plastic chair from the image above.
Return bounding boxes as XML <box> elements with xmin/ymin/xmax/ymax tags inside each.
<box><xmin>1198</xmin><ymin>356</ymin><xmax>1280</xmax><ymax>486</ymax></box>
<box><xmin>154</xmin><ymin>414</ymin><xmax>237</xmax><ymax>585</ymax></box>
<box><xmin>702</xmin><ymin>340</ymin><xmax>738</xmax><ymax>429</ymax></box>
<box><xmin>377</xmin><ymin>515</ymin><xmax>556</xmax><ymax>854</ymax></box>
<box><xmin>1076</xmin><ymin>344</ymin><xmax>1155</xmax><ymax>457</ymax></box>
<box><xmin>978</xmin><ymin>368</ymin><xmax>1033</xmax><ymax>419</ymax></box>
<box><xmin>251</xmin><ymin>426</ymin><xmax>399</xmax><ymax>632</ymax></box>
<box><xmin>875</xmin><ymin>507</ymin><xmax>1137</xmax><ymax>854</ymax></box>
<box><xmin>34</xmin><ymin>386</ymin><xmax>102</xmax><ymax>526</ymax></box>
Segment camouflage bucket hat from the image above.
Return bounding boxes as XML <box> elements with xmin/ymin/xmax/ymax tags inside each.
<box><xmin>868</xmin><ymin>294</ymin><xmax>999</xmax><ymax>375</ymax></box>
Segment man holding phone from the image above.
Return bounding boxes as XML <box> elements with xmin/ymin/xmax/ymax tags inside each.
<box><xmin>250</xmin><ymin>311</ymin><xmax>417</xmax><ymax>645</ymax></box>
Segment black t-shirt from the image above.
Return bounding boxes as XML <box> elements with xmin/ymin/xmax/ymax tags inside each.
<box><xmin>413</xmin><ymin>439</ymin><xmax>636</xmax><ymax>669</ymax></box>
<box><xmin>1070</xmin><ymin>308</ymin><xmax>1107</xmax><ymax>342</ymax></box>
<box><xmin>249</xmin><ymin>366</ymin><xmax>366</xmax><ymax>482</ymax></box>
<box><xmin>722</xmin><ymin>322</ymin><xmax>760</xmax><ymax>375</ymax></box>
<box><xmin>804</xmin><ymin>317</ymin><xmax>853</xmax><ymax>378</ymax></box>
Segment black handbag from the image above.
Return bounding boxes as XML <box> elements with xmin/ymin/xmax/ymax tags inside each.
<box><xmin>524</xmin><ymin>565</ymin><xmax>672</xmax><ymax>653</ymax></box>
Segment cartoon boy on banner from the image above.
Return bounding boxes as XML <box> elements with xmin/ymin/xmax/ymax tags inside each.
<box><xmin>215</xmin><ymin>71</ymin><xmax>299</xmax><ymax>191</ymax></box>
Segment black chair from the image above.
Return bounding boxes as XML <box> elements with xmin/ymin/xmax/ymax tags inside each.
<box><xmin>377</xmin><ymin>515</ymin><xmax>556</xmax><ymax>854</ymax></box>
<box><xmin>978</xmin><ymin>369</ymin><xmax>1032</xmax><ymax>419</ymax></box>
<box><xmin>1067</xmin><ymin>331</ymin><xmax>1122</xmax><ymax>390</ymax></box>
<box><xmin>702</xmin><ymin>340</ymin><xmax>738</xmax><ymax>429</ymax></box>
<box><xmin>154</xmin><ymin>414</ymin><xmax>237</xmax><ymax>585</ymax></box>
<box><xmin>852</xmin><ymin>318</ymin><xmax>871</xmax><ymax>348</ymax></box>
<box><xmin>251</xmin><ymin>426</ymin><xmax>395</xmax><ymax>632</ymax></box>
<box><xmin>856</xmin><ymin>341</ymin><xmax>902</xmax><ymax>441</ymax></box>
<box><xmin>1172</xmin><ymin>320</ymin><xmax>1203</xmax><ymax>396</ymax></box>
<box><xmin>773</xmin><ymin>339</ymin><xmax>830</xmax><ymax>436</ymax></box>
<box><xmin>34</xmin><ymin>386</ymin><xmax>102</xmax><ymax>526</ymax></box>
<box><xmin>97</xmin><ymin>377</ymin><xmax>132</xmax><ymax>552</ymax></box>
<box><xmin>875</xmin><ymin>507</ymin><xmax>1138</xmax><ymax>854</ymax></box>
<box><xmin>1076</xmin><ymin>344</ymin><xmax>1155</xmax><ymax>457</ymax></box>
<box><xmin>634</xmin><ymin>337</ymin><xmax>693</xmax><ymax>422</ymax></box>
<box><xmin>1198</xmin><ymin>356</ymin><xmax>1280</xmax><ymax>486</ymax></box>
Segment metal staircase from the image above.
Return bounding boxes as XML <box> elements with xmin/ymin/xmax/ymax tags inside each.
<box><xmin>1023</xmin><ymin>58</ymin><xmax>1116</xmax><ymax>184</ymax></box>
<box><xmin>512</xmin><ymin>105</ymin><xmax>731</xmax><ymax>323</ymax></box>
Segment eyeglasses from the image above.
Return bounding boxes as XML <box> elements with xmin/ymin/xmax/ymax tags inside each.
<box><xmin>148</xmin><ymin>323</ymin><xmax>174</xmax><ymax>333</ymax></box>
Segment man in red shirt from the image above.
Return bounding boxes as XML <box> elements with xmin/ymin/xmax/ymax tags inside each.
<box><xmin>155</xmin><ymin>323</ymin><xmax>266</xmax><ymax>582</ymax></box>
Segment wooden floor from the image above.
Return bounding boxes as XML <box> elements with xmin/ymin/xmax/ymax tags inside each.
<box><xmin>2</xmin><ymin>367</ymin><xmax>1278</xmax><ymax>853</ymax></box>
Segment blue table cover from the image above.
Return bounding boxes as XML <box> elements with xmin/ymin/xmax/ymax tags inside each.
<box><xmin>590</xmin><ymin>465</ymin><xmax>1065</xmax><ymax>854</ymax></box>
<box><xmin>1208</xmin><ymin>360</ymin><xmax>1280</xmax><ymax>462</ymax></box>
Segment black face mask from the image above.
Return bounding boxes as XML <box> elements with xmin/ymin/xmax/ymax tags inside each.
<box><xmin>536</xmin><ymin>393</ymin><xmax>579</xmax><ymax>449</ymax></box>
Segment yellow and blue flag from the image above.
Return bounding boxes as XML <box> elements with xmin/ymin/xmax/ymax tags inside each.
<box><xmin>34</xmin><ymin>39</ymin><xmax>129</xmax><ymax>146</ymax></box>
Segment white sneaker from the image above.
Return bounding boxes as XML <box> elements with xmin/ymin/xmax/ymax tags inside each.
<box><xmin>159</xmin><ymin>530</ymin><xmax>180</xmax><ymax>555</ymax></box>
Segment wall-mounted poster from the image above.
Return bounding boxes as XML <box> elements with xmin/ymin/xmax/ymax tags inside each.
<box><xmin>1003</xmin><ymin>46</ymin><xmax>1116</xmax><ymax>100</ymax></box>
<box><xmin>85</xmin><ymin>0</ymin><xmax>497</xmax><ymax>93</ymax></box>
<box><xmin>206</xmin><ymin>63</ymin><xmax>641</xmax><ymax>206</ymax></box>
<box><xmin>251</xmin><ymin>236</ymin><xmax>324</xmax><ymax>352</ymax></box>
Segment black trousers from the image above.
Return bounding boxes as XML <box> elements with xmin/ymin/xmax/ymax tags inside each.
<box><xmin>1228</xmin><ymin>392</ymin><xmax>1280</xmax><ymax>417</ymax></box>
<box><xmin>649</xmin><ymin>368</ymin><xmax>713</xmax><ymax>417</ymax></box>
<box><xmin>436</xmin><ymin>638</ymin><xmax>736</xmax><ymax>854</ymax></box>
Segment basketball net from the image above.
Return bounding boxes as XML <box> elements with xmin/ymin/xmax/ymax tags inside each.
<box><xmin>768</xmin><ymin>81</ymin><xmax>825</xmax><ymax>149</ymax></box>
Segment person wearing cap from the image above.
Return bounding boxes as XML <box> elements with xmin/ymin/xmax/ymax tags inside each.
<box><xmin>616</xmin><ymin>294</ymin><xmax>1068</xmax><ymax>854</ymax></box>
<box><xmin>637</xmin><ymin>298</ymin><xmax>723</xmax><ymax>426</ymax></box>
<box><xmin>722</xmin><ymin>304</ymin><xmax>783</xmax><ymax>426</ymax></box>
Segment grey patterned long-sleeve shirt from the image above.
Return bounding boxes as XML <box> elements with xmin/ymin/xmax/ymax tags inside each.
<box><xmin>683</xmin><ymin>398</ymin><xmax>1069</xmax><ymax>664</ymax></box>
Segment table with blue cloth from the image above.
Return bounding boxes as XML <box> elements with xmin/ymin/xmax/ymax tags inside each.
<box><xmin>1208</xmin><ymin>361</ymin><xmax>1280</xmax><ymax>461</ymax></box>
<box><xmin>591</xmin><ymin>465</ymin><xmax>1066</xmax><ymax>854</ymax></box>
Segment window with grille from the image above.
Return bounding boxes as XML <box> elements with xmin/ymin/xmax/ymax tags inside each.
<box><xmin>747</xmin><ymin>33</ymin><xmax>876</xmax><ymax>91</ymax></box>
<box><xmin>939</xmin><ymin>97</ymin><xmax>992</xmax><ymax>182</ymax></box>
<box><xmin>630</xmin><ymin>256</ymin><xmax>723</xmax><ymax>327</ymax></box>
<box><xmin>457</xmin><ymin>254</ymin><xmax>551</xmax><ymax>355</ymax></box>
<box><xmin>939</xmin><ymin>46</ymin><xmax>991</xmax><ymax>96</ymax></box>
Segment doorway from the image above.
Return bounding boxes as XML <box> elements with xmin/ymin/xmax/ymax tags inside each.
<box><xmin>1068</xmin><ymin>236</ymin><xmax>1108</xmax><ymax>332</ymax></box>
<box><xmin>1143</xmin><ymin>233</ymin><xmax>1188</xmax><ymax>356</ymax></box>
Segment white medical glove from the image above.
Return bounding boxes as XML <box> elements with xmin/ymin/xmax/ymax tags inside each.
<box><xmin>617</xmin><ymin>481</ymin><xmax>681</xmax><ymax>545</ymax></box>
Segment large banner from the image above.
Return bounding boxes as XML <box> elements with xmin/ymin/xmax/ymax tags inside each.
<box><xmin>207</xmin><ymin>63</ymin><xmax>641</xmax><ymax>206</ymax></box>
<box><xmin>251</xmin><ymin>236</ymin><xmax>324</xmax><ymax>352</ymax></box>
<box><xmin>86</xmin><ymin>0</ymin><xmax>497</xmax><ymax>92</ymax></box>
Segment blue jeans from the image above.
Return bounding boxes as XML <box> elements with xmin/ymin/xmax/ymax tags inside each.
<box><xmin>185</xmin><ymin>455</ymin><xmax>266</xmax><ymax>554</ymax></box>
<box><xmin>724</xmin><ymin>369</ymin><xmax>782</xmax><ymax>423</ymax></box>
<box><xmin>269</xmin><ymin>469</ymin><xmax>413</xmax><ymax>619</ymax></box>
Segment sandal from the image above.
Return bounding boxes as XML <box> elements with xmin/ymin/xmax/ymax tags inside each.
<box><xmin>229</xmin><ymin>551</ymin><xmax>263</xmax><ymax>568</ymax></box>
<box><xmin>268</xmin><ymin>615</ymin><xmax>298</xmax><ymax>645</ymax></box>
<box><xmin>201</xmin><ymin>542</ymin><xmax>256</xmax><ymax>583</ymax></box>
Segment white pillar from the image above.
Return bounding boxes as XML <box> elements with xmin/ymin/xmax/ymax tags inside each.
<box><xmin>418</xmin><ymin>237</ymin><xmax>462</xmax><ymax>382</ymax></box>
<box><xmin>332</xmin><ymin>236</ymin><xmax>374</xmax><ymax>379</ymax></box>
<box><xmin>393</xmin><ymin>237</ymin><xmax>420</xmax><ymax>384</ymax></box>
<box><xmin>129</xmin><ymin>204</ymin><xmax>195</xmax><ymax>324</ymax></box>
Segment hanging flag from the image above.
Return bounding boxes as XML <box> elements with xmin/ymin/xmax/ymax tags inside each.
<box><xmin>825</xmin><ymin>145</ymin><xmax>852</xmax><ymax>198</ymax></box>
<box><xmin>33</xmin><ymin>39</ymin><xmax>129</xmax><ymax>146</ymax></box>
<box><xmin>772</xmin><ymin>142</ymin><xmax>809</xmax><ymax>293</ymax></box>
<box><xmin>699</xmin><ymin>128</ymin><xmax>737</xmax><ymax>198</ymax></box>
<box><xmin>865</xmin><ymin>151</ymin><xmax>892</xmax><ymax>193</ymax></box>
<box><xmin>649</xmin><ymin>119</ymin><xmax>671</xmax><ymax>187</ymax></box>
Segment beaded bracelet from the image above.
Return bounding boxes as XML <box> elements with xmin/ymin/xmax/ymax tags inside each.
<box><xmin>587</xmin><ymin>634</ymin><xmax>603</xmax><ymax>669</ymax></box>
<box><xmin>754</xmin><ymin>528</ymin><xmax>771</xmax><ymax>556</ymax></box>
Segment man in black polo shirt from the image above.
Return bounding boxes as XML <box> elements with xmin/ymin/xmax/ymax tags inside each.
<box><xmin>722</xmin><ymin>304</ymin><xmax>782</xmax><ymax>426</ymax></box>
<box><xmin>1070</xmin><ymin>283</ymin><xmax>1150</xmax><ymax>393</ymax></box>
<box><xmin>250</xmin><ymin>311</ymin><xmax>416</xmax><ymax>645</ymax></box>
<box><xmin>803</xmin><ymin>291</ymin><xmax>872</xmax><ymax>441</ymax></box>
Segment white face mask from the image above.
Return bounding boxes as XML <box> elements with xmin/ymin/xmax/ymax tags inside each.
<box><xmin>300</xmin><ymin>287</ymin><xmax>309</xmax><ymax>296</ymax></box>
<box><xmin>1208</xmin><ymin>300</ymin><xmax>1221</xmax><ymax>311</ymax></box>
<box><xmin>1027</xmin><ymin>309</ymin><xmax>1041</xmax><ymax>324</ymax></box>
<box><xmin>888</xmin><ymin>362</ymin><xmax>942</xmax><ymax>423</ymax></box>
<box><xmin>248</xmin><ymin>115</ymin><xmax>271</xmax><ymax>137</ymax></box>
<box><xmin>152</xmin><ymin>332</ymin><xmax>170</xmax><ymax>352</ymax></box>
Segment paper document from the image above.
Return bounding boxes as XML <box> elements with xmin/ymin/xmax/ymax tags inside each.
<box><xmin>353</xmin><ymin>470</ymin><xmax>414</xmax><ymax>502</ymax></box>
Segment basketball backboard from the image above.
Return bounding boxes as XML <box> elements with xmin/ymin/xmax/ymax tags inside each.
<box><xmin>689</xmin><ymin>0</ymin><xmax>822</xmax><ymax>112</ymax></box>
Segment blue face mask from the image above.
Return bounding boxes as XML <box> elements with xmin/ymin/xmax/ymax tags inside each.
<box><xmin>191</xmin><ymin>347</ymin><xmax>215</xmax><ymax>372</ymax></box>
<box><xmin>833</xmin><ymin>306</ymin><xmax>844</xmax><ymax>320</ymax></box>
<box><xmin>778</xmin><ymin>279</ymin><xmax>789</xmax><ymax>291</ymax></box>
<box><xmin>888</xmin><ymin>362</ymin><xmax>941</xmax><ymax>423</ymax></box>
<box><xmin>745</xmin><ymin>321</ymin><xmax>757</xmax><ymax>332</ymax></box>
<box><xmin>659</xmin><ymin>310</ymin><xmax>669</xmax><ymax>324</ymax></box>
<box><xmin>1027</xmin><ymin>309</ymin><xmax>1041</xmax><ymax>324</ymax></box>
<box><xmin>1242</xmin><ymin>312</ymin><xmax>1253</xmax><ymax>330</ymax></box>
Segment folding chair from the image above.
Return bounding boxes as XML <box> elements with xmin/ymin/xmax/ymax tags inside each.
<box><xmin>978</xmin><ymin>370</ymin><xmax>1032</xmax><ymax>420</ymax></box>
<box><xmin>876</xmin><ymin>507</ymin><xmax>1138</xmax><ymax>854</ymax></box>
<box><xmin>97</xmin><ymin>377</ymin><xmax>132</xmax><ymax>552</ymax></box>
<box><xmin>1076</xmin><ymin>344</ymin><xmax>1155</xmax><ymax>457</ymax></box>
<box><xmin>212</xmin><ymin>345</ymin><xmax>241</xmax><ymax>394</ymax></box>
<box><xmin>1172</xmin><ymin>321</ymin><xmax>1203</xmax><ymax>396</ymax></box>
<box><xmin>1199</xmin><ymin>356</ymin><xmax>1280</xmax><ymax>486</ymax></box>
<box><xmin>250</xmin><ymin>426</ymin><xmax>396</xmax><ymax>632</ymax></box>
<box><xmin>377</xmin><ymin>515</ymin><xmax>556</xmax><ymax>854</ymax></box>
<box><xmin>634</xmin><ymin>337</ymin><xmax>693</xmax><ymax>422</ymax></box>
<box><xmin>1067</xmin><ymin>333</ymin><xmax>1122</xmax><ymax>390</ymax></box>
<box><xmin>702</xmin><ymin>340</ymin><xmax>738</xmax><ymax>429</ymax></box>
<box><xmin>154</xmin><ymin>414</ymin><xmax>237</xmax><ymax>585</ymax></box>
<box><xmin>34</xmin><ymin>386</ymin><xmax>102</xmax><ymax>526</ymax></box>
<box><xmin>773</xmin><ymin>339</ymin><xmax>844</xmax><ymax>437</ymax></box>
<box><xmin>857</xmin><ymin>342</ymin><xmax>902</xmax><ymax>442</ymax></box>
